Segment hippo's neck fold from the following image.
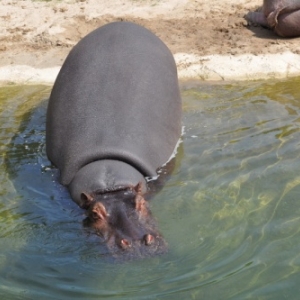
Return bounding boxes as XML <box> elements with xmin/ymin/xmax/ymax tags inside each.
<box><xmin>69</xmin><ymin>160</ymin><xmax>147</xmax><ymax>207</ymax></box>
<box><xmin>59</xmin><ymin>147</ymin><xmax>159</xmax><ymax>187</ymax></box>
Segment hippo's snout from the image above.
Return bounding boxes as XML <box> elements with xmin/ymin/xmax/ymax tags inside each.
<box><xmin>82</xmin><ymin>183</ymin><xmax>167</xmax><ymax>258</ymax></box>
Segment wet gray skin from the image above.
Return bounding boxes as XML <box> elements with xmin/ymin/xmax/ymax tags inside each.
<box><xmin>82</xmin><ymin>183</ymin><xmax>167</xmax><ymax>259</ymax></box>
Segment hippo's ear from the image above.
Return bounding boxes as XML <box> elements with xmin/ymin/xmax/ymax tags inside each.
<box><xmin>133</xmin><ymin>183</ymin><xmax>148</xmax><ymax>215</ymax></box>
<box><xmin>133</xmin><ymin>182</ymin><xmax>143</xmax><ymax>195</ymax></box>
<box><xmin>80</xmin><ymin>192</ymin><xmax>94</xmax><ymax>209</ymax></box>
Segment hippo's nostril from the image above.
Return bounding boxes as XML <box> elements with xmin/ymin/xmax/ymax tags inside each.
<box><xmin>144</xmin><ymin>234</ymin><xmax>155</xmax><ymax>246</ymax></box>
<box><xmin>120</xmin><ymin>238</ymin><xmax>131</xmax><ymax>249</ymax></box>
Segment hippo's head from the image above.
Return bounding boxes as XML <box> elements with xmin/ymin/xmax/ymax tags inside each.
<box><xmin>81</xmin><ymin>183</ymin><xmax>167</xmax><ymax>258</ymax></box>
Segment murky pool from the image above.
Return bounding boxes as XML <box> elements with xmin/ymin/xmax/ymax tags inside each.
<box><xmin>1</xmin><ymin>78</ymin><xmax>300</xmax><ymax>299</ymax></box>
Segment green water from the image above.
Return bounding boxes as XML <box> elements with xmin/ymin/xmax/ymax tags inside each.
<box><xmin>1</xmin><ymin>78</ymin><xmax>300</xmax><ymax>299</ymax></box>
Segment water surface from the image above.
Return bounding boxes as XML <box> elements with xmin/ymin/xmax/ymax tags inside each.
<box><xmin>1</xmin><ymin>78</ymin><xmax>300</xmax><ymax>299</ymax></box>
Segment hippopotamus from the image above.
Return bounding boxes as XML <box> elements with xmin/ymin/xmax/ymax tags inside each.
<box><xmin>46</xmin><ymin>21</ymin><xmax>182</xmax><ymax>258</ymax></box>
<box><xmin>245</xmin><ymin>0</ymin><xmax>300</xmax><ymax>37</ymax></box>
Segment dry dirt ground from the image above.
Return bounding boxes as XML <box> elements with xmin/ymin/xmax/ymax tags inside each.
<box><xmin>1</xmin><ymin>0</ymin><xmax>300</xmax><ymax>82</ymax></box>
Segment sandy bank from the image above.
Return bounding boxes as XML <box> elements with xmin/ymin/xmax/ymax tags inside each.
<box><xmin>1</xmin><ymin>51</ymin><xmax>300</xmax><ymax>85</ymax></box>
<box><xmin>1</xmin><ymin>0</ymin><xmax>300</xmax><ymax>84</ymax></box>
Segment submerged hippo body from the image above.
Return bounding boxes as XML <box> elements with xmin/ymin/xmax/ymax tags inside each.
<box><xmin>245</xmin><ymin>0</ymin><xmax>300</xmax><ymax>37</ymax></box>
<box><xmin>46</xmin><ymin>22</ymin><xmax>182</xmax><ymax>257</ymax></box>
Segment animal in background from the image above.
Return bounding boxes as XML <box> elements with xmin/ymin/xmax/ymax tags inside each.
<box><xmin>245</xmin><ymin>0</ymin><xmax>300</xmax><ymax>37</ymax></box>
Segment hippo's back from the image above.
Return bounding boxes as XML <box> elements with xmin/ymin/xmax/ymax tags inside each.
<box><xmin>46</xmin><ymin>22</ymin><xmax>182</xmax><ymax>186</ymax></box>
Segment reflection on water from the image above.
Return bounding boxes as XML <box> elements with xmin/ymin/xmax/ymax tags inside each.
<box><xmin>0</xmin><ymin>78</ymin><xmax>300</xmax><ymax>299</ymax></box>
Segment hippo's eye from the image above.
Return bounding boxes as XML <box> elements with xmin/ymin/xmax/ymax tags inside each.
<box><xmin>91</xmin><ymin>211</ymin><xmax>101</xmax><ymax>220</ymax></box>
<box><xmin>90</xmin><ymin>203</ymin><xmax>108</xmax><ymax>221</ymax></box>
<box><xmin>92</xmin><ymin>211</ymin><xmax>99</xmax><ymax>219</ymax></box>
